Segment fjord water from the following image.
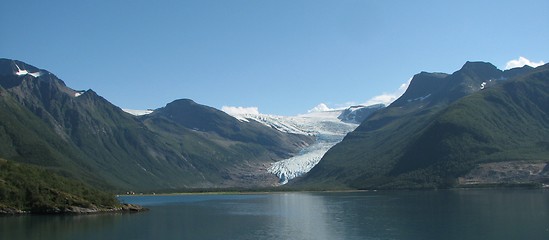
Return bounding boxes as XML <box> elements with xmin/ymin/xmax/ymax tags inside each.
<box><xmin>2</xmin><ymin>190</ymin><xmax>549</xmax><ymax>240</ymax></box>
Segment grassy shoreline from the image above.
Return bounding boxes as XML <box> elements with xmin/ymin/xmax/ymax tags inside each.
<box><xmin>0</xmin><ymin>159</ymin><xmax>147</xmax><ymax>215</ymax></box>
<box><xmin>117</xmin><ymin>183</ymin><xmax>548</xmax><ymax>197</ymax></box>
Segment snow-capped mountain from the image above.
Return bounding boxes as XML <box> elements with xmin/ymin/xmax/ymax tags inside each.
<box><xmin>226</xmin><ymin>106</ymin><xmax>383</xmax><ymax>184</ymax></box>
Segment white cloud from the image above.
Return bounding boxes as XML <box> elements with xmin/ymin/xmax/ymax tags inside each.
<box><xmin>306</xmin><ymin>78</ymin><xmax>411</xmax><ymax>113</ymax></box>
<box><xmin>361</xmin><ymin>78</ymin><xmax>411</xmax><ymax>106</ymax></box>
<box><xmin>221</xmin><ymin>106</ymin><xmax>260</xmax><ymax>115</ymax></box>
<box><xmin>505</xmin><ymin>57</ymin><xmax>545</xmax><ymax>70</ymax></box>
<box><xmin>308</xmin><ymin>103</ymin><xmax>332</xmax><ymax>113</ymax></box>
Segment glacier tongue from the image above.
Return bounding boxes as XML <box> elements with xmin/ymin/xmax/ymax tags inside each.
<box><xmin>229</xmin><ymin>109</ymin><xmax>358</xmax><ymax>185</ymax></box>
<box><xmin>268</xmin><ymin>135</ymin><xmax>348</xmax><ymax>184</ymax></box>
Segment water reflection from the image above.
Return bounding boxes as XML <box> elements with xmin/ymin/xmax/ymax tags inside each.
<box><xmin>247</xmin><ymin>193</ymin><xmax>342</xmax><ymax>240</ymax></box>
<box><xmin>2</xmin><ymin>190</ymin><xmax>549</xmax><ymax>240</ymax></box>
<box><xmin>0</xmin><ymin>213</ymin><xmax>127</xmax><ymax>240</ymax></box>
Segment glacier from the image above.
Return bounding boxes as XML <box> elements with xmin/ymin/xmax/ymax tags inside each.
<box><xmin>228</xmin><ymin>109</ymin><xmax>359</xmax><ymax>184</ymax></box>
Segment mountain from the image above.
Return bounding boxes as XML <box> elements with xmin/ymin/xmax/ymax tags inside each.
<box><xmin>4</xmin><ymin>58</ymin><xmax>544</xmax><ymax>192</ymax></box>
<box><xmin>139</xmin><ymin>99</ymin><xmax>313</xmax><ymax>187</ymax></box>
<box><xmin>145</xmin><ymin>99</ymin><xmax>310</xmax><ymax>157</ymax></box>
<box><xmin>294</xmin><ymin>62</ymin><xmax>549</xmax><ymax>189</ymax></box>
<box><xmin>0</xmin><ymin>58</ymin><xmax>313</xmax><ymax>191</ymax></box>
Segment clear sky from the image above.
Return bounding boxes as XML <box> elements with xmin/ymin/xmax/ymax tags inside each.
<box><xmin>1</xmin><ymin>0</ymin><xmax>548</xmax><ymax>115</ymax></box>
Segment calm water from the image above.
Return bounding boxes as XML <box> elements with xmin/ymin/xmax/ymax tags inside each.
<box><xmin>2</xmin><ymin>189</ymin><xmax>549</xmax><ymax>240</ymax></box>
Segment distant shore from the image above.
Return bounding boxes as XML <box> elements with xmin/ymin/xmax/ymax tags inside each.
<box><xmin>117</xmin><ymin>183</ymin><xmax>549</xmax><ymax>197</ymax></box>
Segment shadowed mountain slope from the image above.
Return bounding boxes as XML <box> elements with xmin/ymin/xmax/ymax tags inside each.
<box><xmin>294</xmin><ymin>62</ymin><xmax>548</xmax><ymax>189</ymax></box>
<box><xmin>0</xmin><ymin>59</ymin><xmax>313</xmax><ymax>191</ymax></box>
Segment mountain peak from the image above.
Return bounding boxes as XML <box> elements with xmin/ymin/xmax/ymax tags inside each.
<box><xmin>0</xmin><ymin>58</ymin><xmax>72</xmax><ymax>92</ymax></box>
<box><xmin>297</xmin><ymin>59</ymin><xmax>546</xmax><ymax>190</ymax></box>
<box><xmin>503</xmin><ymin>65</ymin><xmax>534</xmax><ymax>79</ymax></box>
<box><xmin>391</xmin><ymin>71</ymin><xmax>449</xmax><ymax>107</ymax></box>
<box><xmin>459</xmin><ymin>61</ymin><xmax>501</xmax><ymax>76</ymax></box>
<box><xmin>169</xmin><ymin>98</ymin><xmax>196</xmax><ymax>105</ymax></box>
<box><xmin>462</xmin><ymin>60</ymin><xmax>497</xmax><ymax>68</ymax></box>
<box><xmin>162</xmin><ymin>99</ymin><xmax>206</xmax><ymax>114</ymax></box>
<box><xmin>0</xmin><ymin>59</ymin><xmax>47</xmax><ymax>79</ymax></box>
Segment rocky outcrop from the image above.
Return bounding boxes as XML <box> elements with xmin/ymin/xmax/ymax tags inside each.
<box><xmin>0</xmin><ymin>203</ymin><xmax>147</xmax><ymax>215</ymax></box>
<box><xmin>0</xmin><ymin>205</ymin><xmax>27</xmax><ymax>214</ymax></box>
<box><xmin>458</xmin><ymin>162</ymin><xmax>549</xmax><ymax>186</ymax></box>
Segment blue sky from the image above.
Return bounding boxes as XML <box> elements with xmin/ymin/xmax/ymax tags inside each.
<box><xmin>1</xmin><ymin>0</ymin><xmax>548</xmax><ymax>115</ymax></box>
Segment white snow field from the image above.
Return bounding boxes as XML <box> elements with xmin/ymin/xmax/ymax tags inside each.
<box><xmin>122</xmin><ymin>109</ymin><xmax>154</xmax><ymax>116</ymax></box>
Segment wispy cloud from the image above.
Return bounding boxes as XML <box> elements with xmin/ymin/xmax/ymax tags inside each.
<box><xmin>221</xmin><ymin>106</ymin><xmax>260</xmax><ymax>115</ymax></box>
<box><xmin>505</xmin><ymin>57</ymin><xmax>545</xmax><ymax>70</ymax></box>
<box><xmin>361</xmin><ymin>78</ymin><xmax>411</xmax><ymax>106</ymax></box>
<box><xmin>307</xmin><ymin>78</ymin><xmax>411</xmax><ymax>113</ymax></box>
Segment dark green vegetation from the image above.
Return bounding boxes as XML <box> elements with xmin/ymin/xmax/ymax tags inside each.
<box><xmin>295</xmin><ymin>62</ymin><xmax>549</xmax><ymax>189</ymax></box>
<box><xmin>0</xmin><ymin>59</ymin><xmax>313</xmax><ymax>193</ymax></box>
<box><xmin>0</xmin><ymin>158</ymin><xmax>119</xmax><ymax>214</ymax></box>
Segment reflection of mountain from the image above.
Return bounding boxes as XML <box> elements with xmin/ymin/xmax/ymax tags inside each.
<box><xmin>261</xmin><ymin>193</ymin><xmax>341</xmax><ymax>239</ymax></box>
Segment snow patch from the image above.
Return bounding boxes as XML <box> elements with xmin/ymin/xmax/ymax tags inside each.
<box><xmin>28</xmin><ymin>71</ymin><xmax>42</xmax><ymax>77</ymax></box>
<box><xmin>123</xmin><ymin>109</ymin><xmax>154</xmax><ymax>116</ymax></box>
<box><xmin>407</xmin><ymin>94</ymin><xmax>431</xmax><ymax>102</ymax></box>
<box><xmin>15</xmin><ymin>68</ymin><xmax>28</xmax><ymax>76</ymax></box>
<box><xmin>74</xmin><ymin>91</ymin><xmax>86</xmax><ymax>97</ymax></box>
<box><xmin>232</xmin><ymin>115</ymin><xmax>250</xmax><ymax>122</ymax></box>
<box><xmin>137</xmin><ymin>163</ymin><xmax>148</xmax><ymax>172</ymax></box>
<box><xmin>14</xmin><ymin>63</ymin><xmax>41</xmax><ymax>77</ymax></box>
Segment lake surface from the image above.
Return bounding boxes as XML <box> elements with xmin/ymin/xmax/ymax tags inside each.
<box><xmin>2</xmin><ymin>189</ymin><xmax>549</xmax><ymax>239</ymax></box>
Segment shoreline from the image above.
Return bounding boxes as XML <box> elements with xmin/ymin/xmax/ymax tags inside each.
<box><xmin>0</xmin><ymin>203</ymin><xmax>147</xmax><ymax>216</ymax></box>
<box><xmin>117</xmin><ymin>183</ymin><xmax>549</xmax><ymax>197</ymax></box>
<box><xmin>116</xmin><ymin>189</ymin><xmax>370</xmax><ymax>197</ymax></box>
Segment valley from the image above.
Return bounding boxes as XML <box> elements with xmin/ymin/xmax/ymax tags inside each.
<box><xmin>1</xmin><ymin>58</ymin><xmax>549</xmax><ymax>214</ymax></box>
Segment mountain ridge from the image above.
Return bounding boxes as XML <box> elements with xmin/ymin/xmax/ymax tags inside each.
<box><xmin>2</xmin><ymin>57</ymin><xmax>547</xmax><ymax>193</ymax></box>
<box><xmin>0</xmin><ymin>58</ymin><xmax>314</xmax><ymax>191</ymax></box>
<box><xmin>293</xmin><ymin>61</ymin><xmax>549</xmax><ymax>189</ymax></box>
